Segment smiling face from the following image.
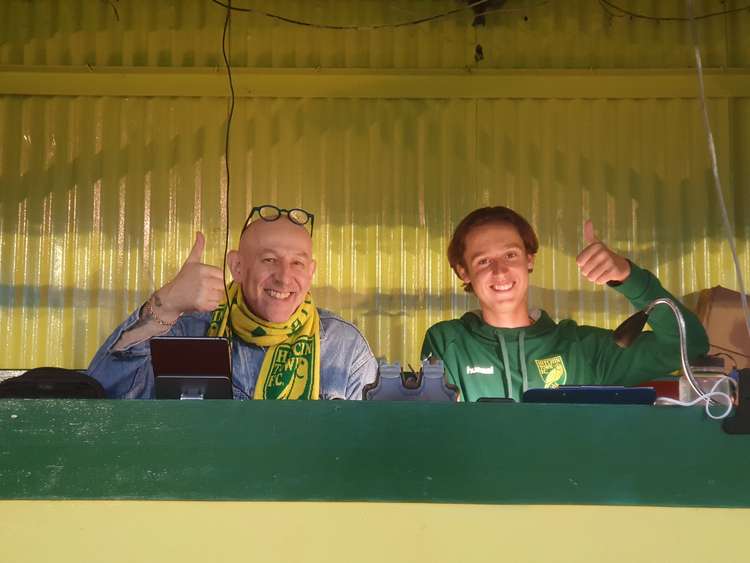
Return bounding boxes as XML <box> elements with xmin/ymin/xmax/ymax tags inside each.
<box><xmin>227</xmin><ymin>219</ymin><xmax>316</xmax><ymax>323</ymax></box>
<box><xmin>456</xmin><ymin>222</ymin><xmax>535</xmax><ymax>328</ymax></box>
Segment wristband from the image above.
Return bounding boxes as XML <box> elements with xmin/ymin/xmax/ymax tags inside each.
<box><xmin>143</xmin><ymin>295</ymin><xmax>182</xmax><ymax>327</ymax></box>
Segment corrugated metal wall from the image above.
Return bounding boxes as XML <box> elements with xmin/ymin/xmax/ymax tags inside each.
<box><xmin>1</xmin><ymin>0</ymin><xmax>749</xmax><ymax>368</ymax></box>
<box><xmin>2</xmin><ymin>0</ymin><xmax>749</xmax><ymax>68</ymax></box>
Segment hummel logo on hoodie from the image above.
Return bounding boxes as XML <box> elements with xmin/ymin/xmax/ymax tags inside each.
<box><xmin>466</xmin><ymin>366</ymin><xmax>494</xmax><ymax>375</ymax></box>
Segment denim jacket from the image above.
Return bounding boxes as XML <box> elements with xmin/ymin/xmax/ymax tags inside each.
<box><xmin>87</xmin><ymin>307</ymin><xmax>378</xmax><ymax>400</ymax></box>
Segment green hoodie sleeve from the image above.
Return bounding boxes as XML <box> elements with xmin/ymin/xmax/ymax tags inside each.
<box><xmin>577</xmin><ymin>262</ymin><xmax>709</xmax><ymax>386</ymax></box>
<box><xmin>421</xmin><ymin>331</ymin><xmax>435</xmax><ymax>361</ymax></box>
<box><xmin>421</xmin><ymin>325</ymin><xmax>446</xmax><ymax>368</ymax></box>
<box><xmin>420</xmin><ymin>323</ymin><xmax>462</xmax><ymax>390</ymax></box>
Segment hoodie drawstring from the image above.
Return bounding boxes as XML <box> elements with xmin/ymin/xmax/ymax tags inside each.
<box><xmin>497</xmin><ymin>334</ymin><xmax>513</xmax><ymax>399</ymax></box>
<box><xmin>519</xmin><ymin>330</ymin><xmax>529</xmax><ymax>393</ymax></box>
<box><xmin>497</xmin><ymin>330</ymin><xmax>529</xmax><ymax>399</ymax></box>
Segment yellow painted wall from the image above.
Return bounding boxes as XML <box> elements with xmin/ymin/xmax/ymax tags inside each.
<box><xmin>1</xmin><ymin>1</ymin><xmax>749</xmax><ymax>368</ymax></box>
<box><xmin>2</xmin><ymin>501</ymin><xmax>749</xmax><ymax>563</ymax></box>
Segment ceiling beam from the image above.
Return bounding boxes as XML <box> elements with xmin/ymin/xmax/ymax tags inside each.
<box><xmin>3</xmin><ymin>66</ymin><xmax>750</xmax><ymax>99</ymax></box>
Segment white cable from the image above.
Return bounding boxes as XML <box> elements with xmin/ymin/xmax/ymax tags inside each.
<box><xmin>655</xmin><ymin>375</ymin><xmax>737</xmax><ymax>420</ymax></box>
<box><xmin>687</xmin><ymin>0</ymin><xmax>750</xmax><ymax>341</ymax></box>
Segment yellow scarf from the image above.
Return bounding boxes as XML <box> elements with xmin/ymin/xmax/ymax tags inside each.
<box><xmin>207</xmin><ymin>283</ymin><xmax>320</xmax><ymax>400</ymax></box>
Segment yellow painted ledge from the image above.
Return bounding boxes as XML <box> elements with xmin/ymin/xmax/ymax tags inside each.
<box><xmin>1</xmin><ymin>501</ymin><xmax>748</xmax><ymax>563</ymax></box>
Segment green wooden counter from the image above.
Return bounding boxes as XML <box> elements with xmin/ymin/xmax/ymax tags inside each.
<box><xmin>1</xmin><ymin>399</ymin><xmax>747</xmax><ymax>506</ymax></box>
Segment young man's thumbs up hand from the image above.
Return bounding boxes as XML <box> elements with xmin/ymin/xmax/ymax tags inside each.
<box><xmin>576</xmin><ymin>220</ymin><xmax>631</xmax><ymax>285</ymax></box>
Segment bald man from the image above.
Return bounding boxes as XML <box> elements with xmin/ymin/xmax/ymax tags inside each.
<box><xmin>88</xmin><ymin>205</ymin><xmax>377</xmax><ymax>399</ymax></box>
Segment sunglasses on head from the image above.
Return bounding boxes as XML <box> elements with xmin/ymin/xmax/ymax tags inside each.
<box><xmin>241</xmin><ymin>205</ymin><xmax>315</xmax><ymax>236</ymax></box>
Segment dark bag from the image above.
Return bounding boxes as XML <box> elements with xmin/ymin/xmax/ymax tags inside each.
<box><xmin>0</xmin><ymin>367</ymin><xmax>105</xmax><ymax>399</ymax></box>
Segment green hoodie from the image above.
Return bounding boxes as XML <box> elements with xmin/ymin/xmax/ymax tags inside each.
<box><xmin>421</xmin><ymin>262</ymin><xmax>709</xmax><ymax>402</ymax></box>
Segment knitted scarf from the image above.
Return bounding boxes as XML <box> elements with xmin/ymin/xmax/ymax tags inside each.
<box><xmin>207</xmin><ymin>282</ymin><xmax>320</xmax><ymax>400</ymax></box>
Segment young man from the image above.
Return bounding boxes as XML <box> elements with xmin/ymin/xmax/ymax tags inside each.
<box><xmin>421</xmin><ymin>206</ymin><xmax>709</xmax><ymax>402</ymax></box>
<box><xmin>88</xmin><ymin>205</ymin><xmax>377</xmax><ymax>399</ymax></box>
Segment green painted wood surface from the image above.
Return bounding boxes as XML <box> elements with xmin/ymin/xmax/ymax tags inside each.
<box><xmin>0</xmin><ymin>400</ymin><xmax>748</xmax><ymax>506</ymax></box>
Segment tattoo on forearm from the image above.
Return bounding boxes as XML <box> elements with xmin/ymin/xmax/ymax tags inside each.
<box><xmin>129</xmin><ymin>303</ymin><xmax>153</xmax><ymax>331</ymax></box>
<box><xmin>129</xmin><ymin>317</ymin><xmax>150</xmax><ymax>331</ymax></box>
<box><xmin>153</xmin><ymin>294</ymin><xmax>163</xmax><ymax>307</ymax></box>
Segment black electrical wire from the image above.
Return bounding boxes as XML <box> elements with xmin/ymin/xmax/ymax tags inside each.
<box><xmin>207</xmin><ymin>0</ymin><xmax>540</xmax><ymax>30</ymax></box>
<box><xmin>210</xmin><ymin>0</ymin><xmax>748</xmax><ymax>32</ymax></box>
<box><xmin>598</xmin><ymin>0</ymin><xmax>627</xmax><ymax>19</ymax></box>
<box><xmin>599</xmin><ymin>0</ymin><xmax>750</xmax><ymax>21</ymax></box>
<box><xmin>221</xmin><ymin>0</ymin><xmax>235</xmax><ymax>324</ymax></box>
<box><xmin>710</xmin><ymin>343</ymin><xmax>750</xmax><ymax>359</ymax></box>
<box><xmin>710</xmin><ymin>350</ymin><xmax>740</xmax><ymax>369</ymax></box>
<box><xmin>478</xmin><ymin>1</ymin><xmax>549</xmax><ymax>22</ymax></box>
<box><xmin>106</xmin><ymin>0</ymin><xmax>120</xmax><ymax>22</ymax></box>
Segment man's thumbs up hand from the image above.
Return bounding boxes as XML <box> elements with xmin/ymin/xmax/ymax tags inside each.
<box><xmin>583</xmin><ymin>219</ymin><xmax>598</xmax><ymax>246</ymax></box>
<box><xmin>153</xmin><ymin>232</ymin><xmax>227</xmax><ymax>318</ymax></box>
<box><xmin>184</xmin><ymin>231</ymin><xmax>206</xmax><ymax>265</ymax></box>
<box><xmin>576</xmin><ymin>220</ymin><xmax>631</xmax><ymax>285</ymax></box>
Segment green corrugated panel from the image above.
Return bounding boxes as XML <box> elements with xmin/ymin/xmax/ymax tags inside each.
<box><xmin>1</xmin><ymin>95</ymin><xmax>748</xmax><ymax>368</ymax></box>
<box><xmin>2</xmin><ymin>0</ymin><xmax>749</xmax><ymax>68</ymax></box>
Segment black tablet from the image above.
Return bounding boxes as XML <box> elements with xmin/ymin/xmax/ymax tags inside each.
<box><xmin>522</xmin><ymin>385</ymin><xmax>656</xmax><ymax>405</ymax></box>
<box><xmin>150</xmin><ymin>336</ymin><xmax>232</xmax><ymax>400</ymax></box>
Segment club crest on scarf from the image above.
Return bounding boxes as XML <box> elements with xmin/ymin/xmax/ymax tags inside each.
<box><xmin>263</xmin><ymin>336</ymin><xmax>316</xmax><ymax>399</ymax></box>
